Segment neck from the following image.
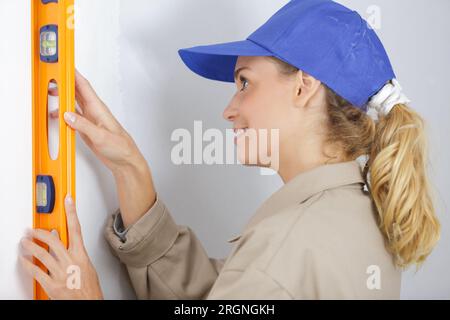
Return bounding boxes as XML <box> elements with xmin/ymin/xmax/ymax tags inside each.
<box><xmin>278</xmin><ymin>157</ymin><xmax>325</xmax><ymax>184</ymax></box>
<box><xmin>277</xmin><ymin>145</ymin><xmax>347</xmax><ymax>184</ymax></box>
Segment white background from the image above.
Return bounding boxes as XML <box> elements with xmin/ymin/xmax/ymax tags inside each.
<box><xmin>0</xmin><ymin>0</ymin><xmax>449</xmax><ymax>299</ymax></box>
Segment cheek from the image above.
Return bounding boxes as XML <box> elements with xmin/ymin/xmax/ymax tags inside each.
<box><xmin>236</xmin><ymin>93</ymin><xmax>260</xmax><ymax>127</ymax></box>
<box><xmin>236</xmin><ymin>90</ymin><xmax>289</xmax><ymax>159</ymax></box>
<box><xmin>239</xmin><ymin>90</ymin><xmax>280</xmax><ymax>128</ymax></box>
<box><xmin>251</xmin><ymin>87</ymin><xmax>293</xmax><ymax>132</ymax></box>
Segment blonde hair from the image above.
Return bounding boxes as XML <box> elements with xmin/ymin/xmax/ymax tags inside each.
<box><xmin>271</xmin><ymin>57</ymin><xmax>440</xmax><ymax>269</ymax></box>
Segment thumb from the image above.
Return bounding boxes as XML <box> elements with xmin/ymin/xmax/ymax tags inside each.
<box><xmin>64</xmin><ymin>194</ymin><xmax>84</xmax><ymax>252</ymax></box>
<box><xmin>64</xmin><ymin>112</ymin><xmax>102</xmax><ymax>144</ymax></box>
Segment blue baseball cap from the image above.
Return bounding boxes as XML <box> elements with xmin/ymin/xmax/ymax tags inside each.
<box><xmin>178</xmin><ymin>0</ymin><xmax>396</xmax><ymax>110</ymax></box>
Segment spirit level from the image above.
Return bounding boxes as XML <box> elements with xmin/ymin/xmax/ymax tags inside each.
<box><xmin>31</xmin><ymin>0</ymin><xmax>75</xmax><ymax>300</ymax></box>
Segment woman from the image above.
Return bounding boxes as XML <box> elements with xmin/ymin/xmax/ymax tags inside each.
<box><xmin>20</xmin><ymin>0</ymin><xmax>440</xmax><ymax>299</ymax></box>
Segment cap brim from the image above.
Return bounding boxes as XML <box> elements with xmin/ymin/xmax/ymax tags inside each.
<box><xmin>178</xmin><ymin>40</ymin><xmax>273</xmax><ymax>83</ymax></box>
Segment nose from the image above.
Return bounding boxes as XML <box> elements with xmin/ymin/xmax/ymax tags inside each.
<box><xmin>223</xmin><ymin>99</ymin><xmax>238</xmax><ymax>122</ymax></box>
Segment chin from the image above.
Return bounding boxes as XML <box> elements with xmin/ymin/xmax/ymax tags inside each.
<box><xmin>237</xmin><ymin>149</ymin><xmax>272</xmax><ymax>168</ymax></box>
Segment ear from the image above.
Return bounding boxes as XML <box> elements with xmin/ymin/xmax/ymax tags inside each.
<box><xmin>293</xmin><ymin>70</ymin><xmax>322</xmax><ymax>109</ymax></box>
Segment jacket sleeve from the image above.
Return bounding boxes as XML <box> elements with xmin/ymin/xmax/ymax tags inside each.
<box><xmin>104</xmin><ymin>193</ymin><xmax>225</xmax><ymax>300</ymax></box>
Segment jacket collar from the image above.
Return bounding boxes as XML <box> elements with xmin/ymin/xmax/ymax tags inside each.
<box><xmin>227</xmin><ymin>160</ymin><xmax>366</xmax><ymax>243</ymax></box>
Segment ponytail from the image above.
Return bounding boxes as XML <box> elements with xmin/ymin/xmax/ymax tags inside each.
<box><xmin>364</xmin><ymin>103</ymin><xmax>440</xmax><ymax>268</ymax></box>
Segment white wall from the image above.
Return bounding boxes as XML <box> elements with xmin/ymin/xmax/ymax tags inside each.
<box><xmin>1</xmin><ymin>0</ymin><xmax>449</xmax><ymax>299</ymax></box>
<box><xmin>0</xmin><ymin>0</ymin><xmax>32</xmax><ymax>300</ymax></box>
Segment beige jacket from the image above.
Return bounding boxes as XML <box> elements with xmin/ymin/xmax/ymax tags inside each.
<box><xmin>104</xmin><ymin>160</ymin><xmax>401</xmax><ymax>299</ymax></box>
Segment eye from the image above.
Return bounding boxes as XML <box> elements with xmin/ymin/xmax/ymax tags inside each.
<box><xmin>239</xmin><ymin>76</ymin><xmax>249</xmax><ymax>92</ymax></box>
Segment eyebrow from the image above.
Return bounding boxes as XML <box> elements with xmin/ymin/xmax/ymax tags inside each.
<box><xmin>234</xmin><ymin>67</ymin><xmax>251</xmax><ymax>81</ymax></box>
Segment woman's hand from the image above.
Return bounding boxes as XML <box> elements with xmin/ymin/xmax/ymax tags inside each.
<box><xmin>65</xmin><ymin>70</ymin><xmax>156</xmax><ymax>228</ymax></box>
<box><xmin>63</xmin><ymin>70</ymin><xmax>144</xmax><ymax>173</ymax></box>
<box><xmin>20</xmin><ymin>195</ymin><xmax>103</xmax><ymax>300</ymax></box>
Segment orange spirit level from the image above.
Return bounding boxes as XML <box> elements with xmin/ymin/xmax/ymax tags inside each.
<box><xmin>31</xmin><ymin>0</ymin><xmax>75</xmax><ymax>300</ymax></box>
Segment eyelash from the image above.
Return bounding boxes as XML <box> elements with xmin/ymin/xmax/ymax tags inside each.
<box><xmin>239</xmin><ymin>76</ymin><xmax>249</xmax><ymax>92</ymax></box>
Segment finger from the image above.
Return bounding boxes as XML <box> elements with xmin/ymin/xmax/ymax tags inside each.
<box><xmin>19</xmin><ymin>255</ymin><xmax>53</xmax><ymax>294</ymax></box>
<box><xmin>49</xmin><ymin>110</ymin><xmax>60</xmax><ymax>119</ymax></box>
<box><xmin>74</xmin><ymin>91</ymin><xmax>121</xmax><ymax>134</ymax></box>
<box><xmin>75</xmin><ymin>70</ymin><xmax>121</xmax><ymax>132</ymax></box>
<box><xmin>27</xmin><ymin>229</ymin><xmax>70</xmax><ymax>264</ymax></box>
<box><xmin>78</xmin><ymin>131</ymin><xmax>97</xmax><ymax>153</ymax></box>
<box><xmin>69</xmin><ymin>121</ymin><xmax>101</xmax><ymax>157</ymax></box>
<box><xmin>48</xmin><ymin>82</ymin><xmax>60</xmax><ymax>120</ymax></box>
<box><xmin>75</xmin><ymin>101</ymin><xmax>84</xmax><ymax>115</ymax></box>
<box><xmin>20</xmin><ymin>238</ymin><xmax>62</xmax><ymax>278</ymax></box>
<box><xmin>48</xmin><ymin>80</ymin><xmax>58</xmax><ymax>96</ymax></box>
<box><xmin>75</xmin><ymin>70</ymin><xmax>101</xmax><ymax>107</ymax></box>
<box><xmin>49</xmin><ymin>230</ymin><xmax>61</xmax><ymax>261</ymax></box>
<box><xmin>64</xmin><ymin>112</ymin><xmax>105</xmax><ymax>145</ymax></box>
<box><xmin>48</xmin><ymin>87</ymin><xmax>58</xmax><ymax>96</ymax></box>
<box><xmin>74</xmin><ymin>92</ymin><xmax>121</xmax><ymax>134</ymax></box>
<box><xmin>75</xmin><ymin>70</ymin><xmax>112</xmax><ymax>120</ymax></box>
<box><xmin>64</xmin><ymin>194</ymin><xmax>85</xmax><ymax>252</ymax></box>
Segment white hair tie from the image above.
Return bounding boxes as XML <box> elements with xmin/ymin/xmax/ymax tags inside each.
<box><xmin>367</xmin><ymin>79</ymin><xmax>411</xmax><ymax>115</ymax></box>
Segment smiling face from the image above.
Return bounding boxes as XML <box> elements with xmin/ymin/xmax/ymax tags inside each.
<box><xmin>223</xmin><ymin>56</ymin><xmax>296</xmax><ymax>169</ymax></box>
<box><xmin>223</xmin><ymin>56</ymin><xmax>329</xmax><ymax>178</ymax></box>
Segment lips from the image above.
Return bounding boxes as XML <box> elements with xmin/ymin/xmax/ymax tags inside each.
<box><xmin>234</xmin><ymin>128</ymin><xmax>248</xmax><ymax>138</ymax></box>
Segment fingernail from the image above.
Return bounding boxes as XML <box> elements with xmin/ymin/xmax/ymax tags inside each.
<box><xmin>65</xmin><ymin>194</ymin><xmax>73</xmax><ymax>205</ymax></box>
<box><xmin>64</xmin><ymin>112</ymin><xmax>76</xmax><ymax>124</ymax></box>
<box><xmin>25</xmin><ymin>228</ymin><xmax>33</xmax><ymax>236</ymax></box>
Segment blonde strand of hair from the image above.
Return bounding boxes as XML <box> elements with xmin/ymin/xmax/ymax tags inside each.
<box><xmin>367</xmin><ymin>103</ymin><xmax>440</xmax><ymax>269</ymax></box>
